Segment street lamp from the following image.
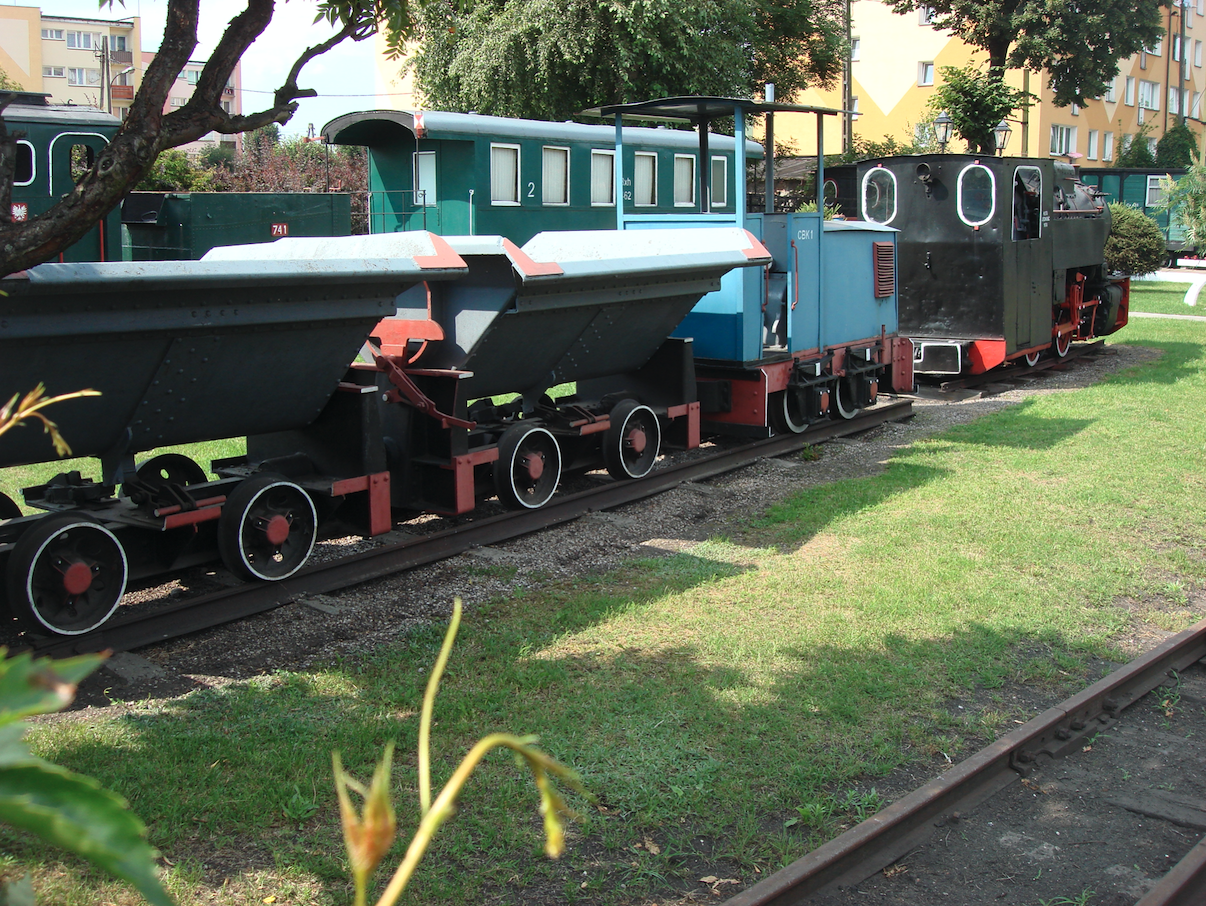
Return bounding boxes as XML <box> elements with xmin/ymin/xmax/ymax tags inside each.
<box><xmin>108</xmin><ymin>66</ymin><xmax>134</xmax><ymax>116</ymax></box>
<box><xmin>934</xmin><ymin>110</ymin><xmax>953</xmax><ymax>151</ymax></box>
<box><xmin>993</xmin><ymin>119</ymin><xmax>1012</xmax><ymax>155</ymax></box>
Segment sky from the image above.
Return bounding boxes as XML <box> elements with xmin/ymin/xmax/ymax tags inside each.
<box><xmin>28</xmin><ymin>0</ymin><xmax>387</xmax><ymax>135</ymax></box>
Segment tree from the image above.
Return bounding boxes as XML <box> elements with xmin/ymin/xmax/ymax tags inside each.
<box><xmin>1116</xmin><ymin>124</ymin><xmax>1158</xmax><ymax>167</ymax></box>
<box><xmin>888</xmin><ymin>0</ymin><xmax>1163</xmax><ymax>108</ymax></box>
<box><xmin>0</xmin><ymin>0</ymin><xmax>425</xmax><ymax>278</ymax></box>
<box><xmin>1158</xmin><ymin>165</ymin><xmax>1206</xmax><ymax>252</ymax></box>
<box><xmin>136</xmin><ymin>148</ymin><xmax>215</xmax><ymax>191</ymax></box>
<box><xmin>1157</xmin><ymin>121</ymin><xmax>1199</xmax><ymax>168</ymax></box>
<box><xmin>410</xmin><ymin>0</ymin><xmax>846</xmax><ymax>121</ymax></box>
<box><xmin>1104</xmin><ymin>203</ymin><xmax>1165</xmax><ymax>275</ymax></box>
<box><xmin>928</xmin><ymin>64</ymin><xmax>1030</xmax><ymax>154</ymax></box>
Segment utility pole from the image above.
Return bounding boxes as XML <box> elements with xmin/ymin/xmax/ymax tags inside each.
<box><xmin>843</xmin><ymin>0</ymin><xmax>853</xmax><ymax>153</ymax></box>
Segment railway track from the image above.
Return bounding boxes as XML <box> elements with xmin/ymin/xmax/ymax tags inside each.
<box><xmin>720</xmin><ymin>617</ymin><xmax>1206</xmax><ymax>906</ymax></box>
<box><xmin>23</xmin><ymin>399</ymin><xmax>913</xmax><ymax>659</ymax></box>
<box><xmin>929</xmin><ymin>341</ymin><xmax>1106</xmax><ymax>395</ymax></box>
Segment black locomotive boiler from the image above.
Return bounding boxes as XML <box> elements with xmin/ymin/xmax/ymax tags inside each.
<box><xmin>828</xmin><ymin>155</ymin><xmax>1130</xmax><ymax>375</ymax></box>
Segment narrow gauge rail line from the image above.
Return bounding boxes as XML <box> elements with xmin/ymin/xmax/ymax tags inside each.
<box><xmin>720</xmin><ymin>616</ymin><xmax>1206</xmax><ymax>906</ymax></box>
<box><xmin>25</xmin><ymin>400</ymin><xmax>912</xmax><ymax>659</ymax></box>
<box><xmin>935</xmin><ymin>341</ymin><xmax>1105</xmax><ymax>393</ymax></box>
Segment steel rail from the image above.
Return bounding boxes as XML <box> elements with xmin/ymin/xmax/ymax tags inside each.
<box><xmin>720</xmin><ymin>616</ymin><xmax>1206</xmax><ymax>906</ymax></box>
<box><xmin>27</xmin><ymin>400</ymin><xmax>913</xmax><ymax>658</ymax></box>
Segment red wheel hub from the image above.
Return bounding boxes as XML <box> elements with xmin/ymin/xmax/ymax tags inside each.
<box><xmin>61</xmin><ymin>561</ymin><xmax>93</xmax><ymax>596</ymax></box>
<box><xmin>522</xmin><ymin>451</ymin><xmax>545</xmax><ymax>480</ymax></box>
<box><xmin>265</xmin><ymin>514</ymin><xmax>292</xmax><ymax>546</ymax></box>
<box><xmin>625</xmin><ymin>428</ymin><xmax>647</xmax><ymax>454</ymax></box>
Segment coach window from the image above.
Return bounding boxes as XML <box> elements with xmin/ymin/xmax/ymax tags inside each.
<box><xmin>1146</xmin><ymin>174</ymin><xmax>1168</xmax><ymax>207</ymax></box>
<box><xmin>1012</xmin><ymin>167</ymin><xmax>1041</xmax><ymax>240</ymax></box>
<box><xmin>674</xmin><ymin>154</ymin><xmax>696</xmax><ymax>206</ymax></box>
<box><xmin>413</xmin><ymin>151</ymin><xmax>436</xmax><ymax>206</ymax></box>
<box><xmin>861</xmin><ymin>166</ymin><xmax>896</xmax><ymax>224</ymax></box>
<box><xmin>490</xmin><ymin>143</ymin><xmax>520</xmax><ymax>205</ymax></box>
<box><xmin>14</xmin><ymin>140</ymin><xmax>33</xmax><ymax>186</ymax></box>
<box><xmin>633</xmin><ymin>151</ymin><xmax>657</xmax><ymax>206</ymax></box>
<box><xmin>957</xmin><ymin>163</ymin><xmax>995</xmax><ymax>227</ymax></box>
<box><xmin>591</xmin><ymin>150</ymin><xmax>615</xmax><ymax>206</ymax></box>
<box><xmin>542</xmin><ymin>146</ymin><xmax>569</xmax><ymax>205</ymax></box>
<box><xmin>711</xmin><ymin>156</ymin><xmax>728</xmax><ymax>207</ymax></box>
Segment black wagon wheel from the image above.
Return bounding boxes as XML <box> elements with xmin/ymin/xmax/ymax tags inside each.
<box><xmin>831</xmin><ymin>375</ymin><xmax>861</xmax><ymax>420</ymax></box>
<box><xmin>5</xmin><ymin>513</ymin><xmax>128</xmax><ymax>635</ymax></box>
<box><xmin>771</xmin><ymin>388</ymin><xmax>810</xmax><ymax>435</ymax></box>
<box><xmin>604</xmin><ymin>400</ymin><xmax>661</xmax><ymax>480</ymax></box>
<box><xmin>493</xmin><ymin>424</ymin><xmax>561</xmax><ymax>510</ymax></box>
<box><xmin>217</xmin><ymin>474</ymin><xmax>318</xmax><ymax>582</ymax></box>
<box><xmin>0</xmin><ymin>491</ymin><xmax>21</xmax><ymax>521</ymax></box>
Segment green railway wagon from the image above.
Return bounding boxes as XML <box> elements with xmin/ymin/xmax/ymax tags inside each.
<box><xmin>1078</xmin><ymin>167</ymin><xmax>1196</xmax><ymax>265</ymax></box>
<box><xmin>322</xmin><ymin>109</ymin><xmax>761</xmax><ymax>244</ymax></box>
<box><xmin>122</xmin><ymin>191</ymin><xmax>353</xmax><ymax>261</ymax></box>
<box><xmin>6</xmin><ymin>92</ymin><xmax>122</xmax><ymax>263</ymax></box>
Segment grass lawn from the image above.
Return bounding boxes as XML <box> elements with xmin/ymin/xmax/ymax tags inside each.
<box><xmin>7</xmin><ymin>281</ymin><xmax>1206</xmax><ymax>905</ymax></box>
<box><xmin>1129</xmin><ymin>280</ymin><xmax>1204</xmax><ymax>315</ymax></box>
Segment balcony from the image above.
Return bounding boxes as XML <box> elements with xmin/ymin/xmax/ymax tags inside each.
<box><xmin>223</xmin><ymin>86</ymin><xmax>234</xmax><ymax>96</ymax></box>
<box><xmin>111</xmin><ymin>85</ymin><xmax>134</xmax><ymax>100</ymax></box>
<box><xmin>110</xmin><ymin>50</ymin><xmax>133</xmax><ymax>64</ymax></box>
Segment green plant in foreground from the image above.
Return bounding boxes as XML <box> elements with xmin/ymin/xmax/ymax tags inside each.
<box><xmin>0</xmin><ymin>649</ymin><xmax>172</xmax><ymax>905</ymax></box>
<box><xmin>0</xmin><ymin>383</ymin><xmax>100</xmax><ymax>457</ymax></box>
<box><xmin>1039</xmin><ymin>888</ymin><xmax>1096</xmax><ymax>906</ymax></box>
<box><xmin>333</xmin><ymin>597</ymin><xmax>593</xmax><ymax>906</ymax></box>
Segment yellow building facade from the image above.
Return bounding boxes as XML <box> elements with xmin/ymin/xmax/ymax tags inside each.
<box><xmin>786</xmin><ymin>0</ymin><xmax>1206</xmax><ymax>167</ymax></box>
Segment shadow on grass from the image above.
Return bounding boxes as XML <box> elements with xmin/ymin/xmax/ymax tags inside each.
<box><xmin>1105</xmin><ymin>340</ymin><xmax>1203</xmax><ymax>387</ymax></box>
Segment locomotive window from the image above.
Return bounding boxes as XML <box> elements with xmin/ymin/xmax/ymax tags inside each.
<box><xmin>674</xmin><ymin>155</ymin><xmax>696</xmax><ymax>206</ymax></box>
<box><xmin>590</xmin><ymin>150</ymin><xmax>615</xmax><ymax>206</ymax></box>
<box><xmin>490</xmin><ymin>143</ymin><xmax>520</xmax><ymax>205</ymax></box>
<box><xmin>542</xmin><ymin>146</ymin><xmax>569</xmax><ymax>205</ymax></box>
<box><xmin>413</xmin><ymin>151</ymin><xmax>437</xmax><ymax>206</ymax></box>
<box><xmin>1012</xmin><ymin>167</ymin><xmax>1042</xmax><ymax>240</ymax></box>
<box><xmin>861</xmin><ymin>167</ymin><xmax>896</xmax><ymax>224</ymax></box>
<box><xmin>711</xmin><ymin>156</ymin><xmax>727</xmax><ymax>207</ymax></box>
<box><xmin>69</xmin><ymin>144</ymin><xmax>95</xmax><ymax>184</ymax></box>
<box><xmin>633</xmin><ymin>152</ymin><xmax>657</xmax><ymax>206</ymax></box>
<box><xmin>957</xmin><ymin>164</ymin><xmax>995</xmax><ymax>227</ymax></box>
<box><xmin>14</xmin><ymin>140</ymin><xmax>33</xmax><ymax>186</ymax></box>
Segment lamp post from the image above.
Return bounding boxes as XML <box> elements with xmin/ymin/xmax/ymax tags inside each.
<box><xmin>109</xmin><ymin>66</ymin><xmax>134</xmax><ymax>116</ymax></box>
<box><xmin>934</xmin><ymin>111</ymin><xmax>953</xmax><ymax>151</ymax></box>
<box><xmin>993</xmin><ymin>120</ymin><xmax>1012</xmax><ymax>155</ymax></box>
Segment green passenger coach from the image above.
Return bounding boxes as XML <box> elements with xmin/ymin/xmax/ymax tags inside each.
<box><xmin>321</xmin><ymin>109</ymin><xmax>760</xmax><ymax>244</ymax></box>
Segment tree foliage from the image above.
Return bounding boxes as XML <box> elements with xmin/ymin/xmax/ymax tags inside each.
<box><xmin>1104</xmin><ymin>203</ymin><xmax>1165</xmax><ymax>275</ymax></box>
<box><xmin>1116</xmin><ymin>123</ymin><xmax>1158</xmax><ymax>168</ymax></box>
<box><xmin>1158</xmin><ymin>165</ymin><xmax>1206</xmax><ymax>251</ymax></box>
<box><xmin>1157</xmin><ymin>121</ymin><xmax>1199</xmax><ymax>168</ymax></box>
<box><xmin>889</xmin><ymin>0</ymin><xmax>1163</xmax><ymax>108</ymax></box>
<box><xmin>0</xmin><ymin>0</ymin><xmax>428</xmax><ymax>278</ymax></box>
<box><xmin>411</xmin><ymin>0</ymin><xmax>846</xmax><ymax>121</ymax></box>
<box><xmin>928</xmin><ymin>64</ymin><xmax>1029</xmax><ymax>154</ymax></box>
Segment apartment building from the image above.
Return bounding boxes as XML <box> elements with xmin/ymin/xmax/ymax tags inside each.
<box><xmin>155</xmin><ymin>53</ymin><xmax>244</xmax><ymax>157</ymax></box>
<box><xmin>786</xmin><ymin>0</ymin><xmax>1206</xmax><ymax>167</ymax></box>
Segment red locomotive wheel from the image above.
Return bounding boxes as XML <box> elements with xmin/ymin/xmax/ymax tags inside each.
<box><xmin>5</xmin><ymin>513</ymin><xmax>128</xmax><ymax>635</ymax></box>
<box><xmin>494</xmin><ymin>424</ymin><xmax>561</xmax><ymax>509</ymax></box>
<box><xmin>1022</xmin><ymin>350</ymin><xmax>1042</xmax><ymax>367</ymax></box>
<box><xmin>1053</xmin><ymin>330</ymin><xmax>1072</xmax><ymax>358</ymax></box>
<box><xmin>217</xmin><ymin>474</ymin><xmax>318</xmax><ymax>582</ymax></box>
<box><xmin>604</xmin><ymin>400</ymin><xmax>661</xmax><ymax>479</ymax></box>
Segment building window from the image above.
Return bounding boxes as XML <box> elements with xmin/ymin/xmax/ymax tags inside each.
<box><xmin>65</xmin><ymin>31</ymin><xmax>96</xmax><ymax>50</ymax></box>
<box><xmin>1103</xmin><ymin>80</ymin><xmax>1116</xmax><ymax>103</ymax></box>
<box><xmin>490</xmin><ymin>143</ymin><xmax>520</xmax><ymax>205</ymax></box>
<box><xmin>1125</xmin><ymin>76</ymin><xmax>1136</xmax><ymax>105</ymax></box>
<box><xmin>1194</xmin><ymin>91</ymin><xmax>1203</xmax><ymax>119</ymax></box>
<box><xmin>1170</xmin><ymin>85</ymin><xmax>1182</xmax><ymax>114</ymax></box>
<box><xmin>112</xmin><ymin>35</ymin><xmax>126</xmax><ymax>51</ymax></box>
<box><xmin>185</xmin><ymin>70</ymin><xmax>200</xmax><ymax>85</ymax></box>
<box><xmin>1049</xmin><ymin>124</ymin><xmax>1075</xmax><ymax>155</ymax></box>
<box><xmin>590</xmin><ymin>150</ymin><xmax>614</xmax><ymax>206</ymax></box>
<box><xmin>1189</xmin><ymin>3</ymin><xmax>1196</xmax><ymax>27</ymax></box>
<box><xmin>1151</xmin><ymin>38</ymin><xmax>1163</xmax><ymax>56</ymax></box>
<box><xmin>1139</xmin><ymin>79</ymin><xmax>1161</xmax><ymax>110</ymax></box>
<box><xmin>919</xmin><ymin>6</ymin><xmax>936</xmax><ymax>24</ymax></box>
<box><xmin>221</xmin><ymin>100</ymin><xmax>231</xmax><ymax>114</ymax></box>
<box><xmin>67</xmin><ymin>68</ymin><xmax>100</xmax><ymax>87</ymax></box>
<box><xmin>41</xmin><ymin>28</ymin><xmax>63</xmax><ymax>40</ymax></box>
<box><xmin>413</xmin><ymin>151</ymin><xmax>436</xmax><ymax>206</ymax></box>
<box><xmin>851</xmin><ymin>37</ymin><xmax>860</xmax><ymax>61</ymax></box>
<box><xmin>1174</xmin><ymin>35</ymin><xmax>1183</xmax><ymax>61</ymax></box>
<box><xmin>1071</xmin><ymin>103</ymin><xmax>1080</xmax><ymax>115</ymax></box>
<box><xmin>711</xmin><ymin>156</ymin><xmax>728</xmax><ymax>208</ymax></box>
<box><xmin>1087</xmin><ymin>130</ymin><xmax>1098</xmax><ymax>160</ymax></box>
<box><xmin>674</xmin><ymin>155</ymin><xmax>696</xmax><ymax>206</ymax></box>
<box><xmin>918</xmin><ymin>62</ymin><xmax>935</xmax><ymax>86</ymax></box>
<box><xmin>1197</xmin><ymin>40</ymin><xmax>1203</xmax><ymax>66</ymax></box>
<box><xmin>42</xmin><ymin>65</ymin><xmax>65</xmax><ymax>78</ymax></box>
<box><xmin>633</xmin><ymin>151</ymin><xmax>657</xmax><ymax>206</ymax></box>
<box><xmin>851</xmin><ymin>95</ymin><xmax>860</xmax><ymax>119</ymax></box>
<box><xmin>1102</xmin><ymin>131</ymin><xmax>1115</xmax><ymax>160</ymax></box>
<box><xmin>542</xmin><ymin>146</ymin><xmax>569</xmax><ymax>205</ymax></box>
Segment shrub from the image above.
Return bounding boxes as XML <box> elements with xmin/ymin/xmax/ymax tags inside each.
<box><xmin>1104</xmin><ymin>203</ymin><xmax>1166</xmax><ymax>275</ymax></box>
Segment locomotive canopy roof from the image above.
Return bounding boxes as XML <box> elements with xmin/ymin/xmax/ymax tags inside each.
<box><xmin>581</xmin><ymin>96</ymin><xmax>845</xmax><ymax>123</ymax></box>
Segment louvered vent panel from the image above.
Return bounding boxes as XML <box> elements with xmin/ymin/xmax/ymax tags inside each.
<box><xmin>873</xmin><ymin>241</ymin><xmax>896</xmax><ymax>298</ymax></box>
